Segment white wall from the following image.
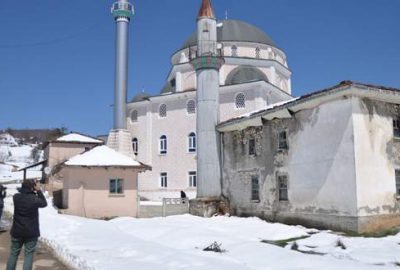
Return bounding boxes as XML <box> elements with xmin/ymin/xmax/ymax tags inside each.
<box><xmin>287</xmin><ymin>98</ymin><xmax>358</xmax><ymax>216</ymax></box>
<box><xmin>352</xmin><ymin>97</ymin><xmax>399</xmax><ymax>217</ymax></box>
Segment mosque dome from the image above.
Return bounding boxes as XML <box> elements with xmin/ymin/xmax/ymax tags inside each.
<box><xmin>131</xmin><ymin>92</ymin><xmax>151</xmax><ymax>102</ymax></box>
<box><xmin>181</xmin><ymin>19</ymin><xmax>277</xmax><ymax>49</ymax></box>
<box><xmin>225</xmin><ymin>66</ymin><xmax>269</xmax><ymax>85</ymax></box>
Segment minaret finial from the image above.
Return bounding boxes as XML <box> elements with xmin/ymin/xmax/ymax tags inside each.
<box><xmin>198</xmin><ymin>0</ymin><xmax>215</xmax><ymax>19</ymax></box>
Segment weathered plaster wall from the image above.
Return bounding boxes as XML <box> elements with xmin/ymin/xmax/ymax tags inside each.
<box><xmin>222</xmin><ymin>97</ymin><xmax>359</xmax><ymax>231</ymax></box>
<box><xmin>352</xmin><ymin>97</ymin><xmax>400</xmax><ymax>230</ymax></box>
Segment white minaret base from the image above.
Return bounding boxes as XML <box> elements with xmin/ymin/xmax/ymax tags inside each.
<box><xmin>106</xmin><ymin>129</ymin><xmax>135</xmax><ymax>158</ymax></box>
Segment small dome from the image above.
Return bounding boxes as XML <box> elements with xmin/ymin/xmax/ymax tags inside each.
<box><xmin>131</xmin><ymin>92</ymin><xmax>151</xmax><ymax>102</ymax></box>
<box><xmin>181</xmin><ymin>19</ymin><xmax>277</xmax><ymax>50</ymax></box>
<box><xmin>225</xmin><ymin>66</ymin><xmax>269</xmax><ymax>85</ymax></box>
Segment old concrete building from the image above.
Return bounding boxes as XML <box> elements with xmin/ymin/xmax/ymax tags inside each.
<box><xmin>217</xmin><ymin>81</ymin><xmax>400</xmax><ymax>233</ymax></box>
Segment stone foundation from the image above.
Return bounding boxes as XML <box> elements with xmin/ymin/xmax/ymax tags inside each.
<box><xmin>235</xmin><ymin>207</ymin><xmax>400</xmax><ymax>233</ymax></box>
<box><xmin>190</xmin><ymin>197</ymin><xmax>222</xmax><ymax>217</ymax></box>
<box><xmin>107</xmin><ymin>129</ymin><xmax>134</xmax><ymax>158</ymax></box>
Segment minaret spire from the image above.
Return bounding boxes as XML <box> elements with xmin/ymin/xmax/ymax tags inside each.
<box><xmin>198</xmin><ymin>0</ymin><xmax>215</xmax><ymax>19</ymax></box>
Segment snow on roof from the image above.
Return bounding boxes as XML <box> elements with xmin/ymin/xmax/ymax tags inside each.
<box><xmin>56</xmin><ymin>133</ymin><xmax>103</xmax><ymax>144</ymax></box>
<box><xmin>65</xmin><ymin>146</ymin><xmax>142</xmax><ymax>167</ymax></box>
<box><xmin>234</xmin><ymin>98</ymin><xmax>299</xmax><ymax>120</ymax></box>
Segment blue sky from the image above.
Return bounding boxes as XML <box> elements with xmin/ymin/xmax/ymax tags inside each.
<box><xmin>1</xmin><ymin>0</ymin><xmax>399</xmax><ymax>136</ymax></box>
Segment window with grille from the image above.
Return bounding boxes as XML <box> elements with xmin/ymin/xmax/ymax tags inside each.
<box><xmin>109</xmin><ymin>179</ymin><xmax>124</xmax><ymax>195</ymax></box>
<box><xmin>251</xmin><ymin>176</ymin><xmax>260</xmax><ymax>201</ymax></box>
<box><xmin>188</xmin><ymin>133</ymin><xmax>196</xmax><ymax>153</ymax></box>
<box><xmin>160</xmin><ymin>135</ymin><xmax>167</xmax><ymax>154</ymax></box>
<box><xmin>249</xmin><ymin>138</ymin><xmax>256</xmax><ymax>156</ymax></box>
<box><xmin>394</xmin><ymin>119</ymin><xmax>400</xmax><ymax>138</ymax></box>
<box><xmin>255</xmin><ymin>47</ymin><xmax>261</xmax><ymax>59</ymax></box>
<box><xmin>159</xmin><ymin>104</ymin><xmax>167</xmax><ymax>118</ymax></box>
<box><xmin>235</xmin><ymin>93</ymin><xmax>246</xmax><ymax>109</ymax></box>
<box><xmin>160</xmin><ymin>173</ymin><xmax>168</xmax><ymax>188</ymax></box>
<box><xmin>132</xmin><ymin>138</ymin><xmax>138</xmax><ymax>155</ymax></box>
<box><xmin>278</xmin><ymin>175</ymin><xmax>288</xmax><ymax>201</ymax></box>
<box><xmin>278</xmin><ymin>131</ymin><xmax>288</xmax><ymax>150</ymax></box>
<box><xmin>231</xmin><ymin>45</ymin><xmax>238</xmax><ymax>57</ymax></box>
<box><xmin>396</xmin><ymin>170</ymin><xmax>400</xmax><ymax>196</ymax></box>
<box><xmin>187</xmin><ymin>100</ymin><xmax>196</xmax><ymax>114</ymax></box>
<box><xmin>131</xmin><ymin>110</ymin><xmax>138</xmax><ymax>122</ymax></box>
<box><xmin>189</xmin><ymin>171</ymin><xmax>197</xmax><ymax>187</ymax></box>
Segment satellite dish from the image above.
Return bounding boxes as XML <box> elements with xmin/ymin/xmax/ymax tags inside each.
<box><xmin>44</xmin><ymin>167</ymin><xmax>52</xmax><ymax>175</ymax></box>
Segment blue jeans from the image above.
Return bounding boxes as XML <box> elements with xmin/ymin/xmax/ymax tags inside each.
<box><xmin>6</xmin><ymin>237</ymin><xmax>38</xmax><ymax>270</ymax></box>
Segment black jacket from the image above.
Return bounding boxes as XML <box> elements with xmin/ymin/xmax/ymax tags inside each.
<box><xmin>0</xmin><ymin>186</ymin><xmax>6</xmax><ymax>208</ymax></box>
<box><xmin>10</xmin><ymin>188</ymin><xmax>47</xmax><ymax>239</ymax></box>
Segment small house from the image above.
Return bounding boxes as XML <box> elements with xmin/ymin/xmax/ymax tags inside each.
<box><xmin>61</xmin><ymin>145</ymin><xmax>149</xmax><ymax>219</ymax></box>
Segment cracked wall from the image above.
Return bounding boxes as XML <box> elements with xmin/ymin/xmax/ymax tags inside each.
<box><xmin>222</xmin><ymin>97</ymin><xmax>359</xmax><ymax>230</ymax></box>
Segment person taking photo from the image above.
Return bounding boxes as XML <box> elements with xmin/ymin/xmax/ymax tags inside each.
<box><xmin>6</xmin><ymin>179</ymin><xmax>47</xmax><ymax>270</ymax></box>
<box><xmin>0</xmin><ymin>184</ymin><xmax>6</xmax><ymax>231</ymax></box>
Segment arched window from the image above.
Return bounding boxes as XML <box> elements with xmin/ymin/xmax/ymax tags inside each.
<box><xmin>187</xmin><ymin>100</ymin><xmax>196</xmax><ymax>114</ymax></box>
<box><xmin>188</xmin><ymin>132</ymin><xmax>196</xmax><ymax>153</ymax></box>
<box><xmin>159</xmin><ymin>135</ymin><xmax>167</xmax><ymax>154</ymax></box>
<box><xmin>231</xmin><ymin>45</ymin><xmax>238</xmax><ymax>57</ymax></box>
<box><xmin>131</xmin><ymin>110</ymin><xmax>138</xmax><ymax>122</ymax></box>
<box><xmin>132</xmin><ymin>138</ymin><xmax>138</xmax><ymax>155</ymax></box>
<box><xmin>235</xmin><ymin>93</ymin><xmax>246</xmax><ymax>109</ymax></box>
<box><xmin>255</xmin><ymin>47</ymin><xmax>261</xmax><ymax>59</ymax></box>
<box><xmin>159</xmin><ymin>104</ymin><xmax>167</xmax><ymax>118</ymax></box>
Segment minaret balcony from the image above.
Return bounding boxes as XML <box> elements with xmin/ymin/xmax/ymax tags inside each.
<box><xmin>111</xmin><ymin>1</ymin><xmax>134</xmax><ymax>19</ymax></box>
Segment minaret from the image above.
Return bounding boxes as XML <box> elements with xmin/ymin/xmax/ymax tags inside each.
<box><xmin>107</xmin><ymin>0</ymin><xmax>135</xmax><ymax>157</ymax></box>
<box><xmin>190</xmin><ymin>0</ymin><xmax>225</xmax><ymax>216</ymax></box>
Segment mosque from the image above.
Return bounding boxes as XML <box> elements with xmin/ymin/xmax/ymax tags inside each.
<box><xmin>128</xmin><ymin>3</ymin><xmax>292</xmax><ymax>202</ymax></box>
<box><xmin>45</xmin><ymin>0</ymin><xmax>400</xmax><ymax>233</ymax></box>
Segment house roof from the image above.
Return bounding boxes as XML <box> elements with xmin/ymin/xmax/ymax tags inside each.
<box><xmin>65</xmin><ymin>145</ymin><xmax>144</xmax><ymax>168</ymax></box>
<box><xmin>56</xmin><ymin>133</ymin><xmax>103</xmax><ymax>144</ymax></box>
<box><xmin>217</xmin><ymin>81</ymin><xmax>400</xmax><ymax>132</ymax></box>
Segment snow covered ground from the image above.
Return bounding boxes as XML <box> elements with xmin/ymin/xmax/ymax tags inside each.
<box><xmin>3</xmin><ymin>184</ymin><xmax>400</xmax><ymax>270</ymax></box>
<box><xmin>0</xmin><ymin>144</ymin><xmax>43</xmax><ymax>182</ymax></box>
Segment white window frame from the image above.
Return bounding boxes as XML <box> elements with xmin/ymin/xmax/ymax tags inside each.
<box><xmin>235</xmin><ymin>92</ymin><xmax>246</xmax><ymax>110</ymax></box>
<box><xmin>109</xmin><ymin>179</ymin><xmax>124</xmax><ymax>195</ymax></box>
<box><xmin>160</xmin><ymin>173</ymin><xmax>168</xmax><ymax>188</ymax></box>
<box><xmin>189</xmin><ymin>171</ymin><xmax>197</xmax><ymax>188</ymax></box>
<box><xmin>159</xmin><ymin>135</ymin><xmax>167</xmax><ymax>155</ymax></box>
<box><xmin>188</xmin><ymin>132</ymin><xmax>196</xmax><ymax>153</ymax></box>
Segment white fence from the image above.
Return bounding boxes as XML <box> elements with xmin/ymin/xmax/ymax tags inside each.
<box><xmin>138</xmin><ymin>198</ymin><xmax>189</xmax><ymax>218</ymax></box>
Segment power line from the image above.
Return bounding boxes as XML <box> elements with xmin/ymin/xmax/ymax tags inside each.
<box><xmin>0</xmin><ymin>18</ymin><xmax>106</xmax><ymax>49</ymax></box>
